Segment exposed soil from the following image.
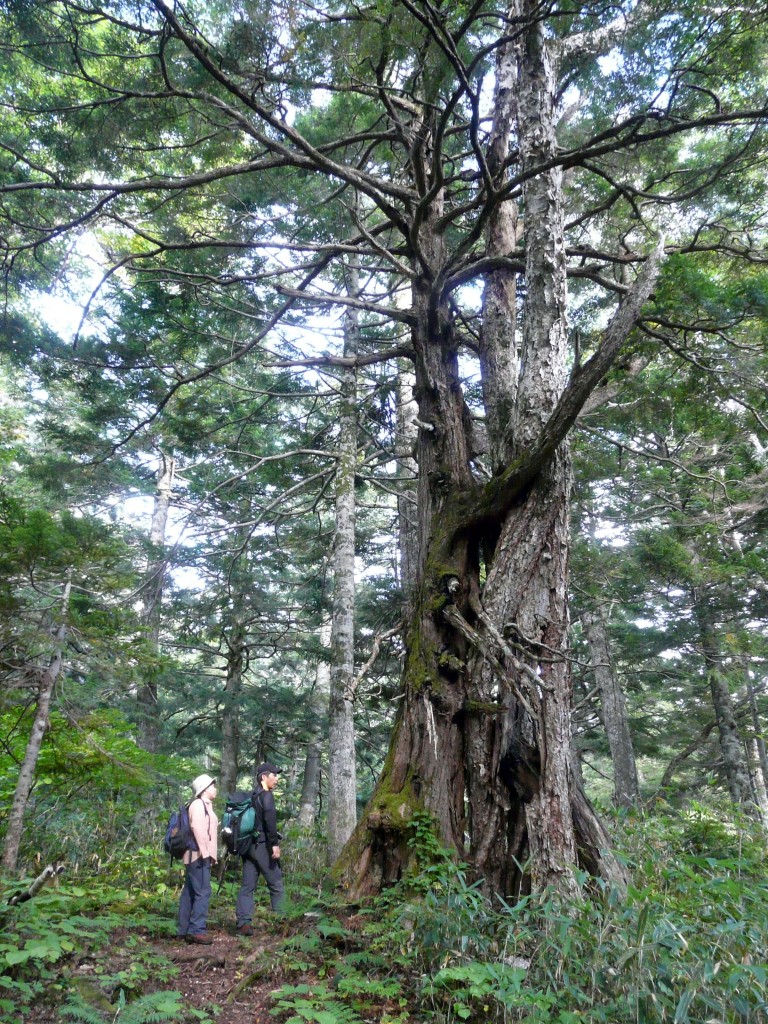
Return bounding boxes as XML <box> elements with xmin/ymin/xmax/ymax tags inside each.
<box><xmin>147</xmin><ymin>927</ymin><xmax>289</xmax><ymax>1024</ymax></box>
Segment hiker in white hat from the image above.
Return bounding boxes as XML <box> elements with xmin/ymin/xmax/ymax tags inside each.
<box><xmin>177</xmin><ymin>773</ymin><xmax>218</xmax><ymax>944</ymax></box>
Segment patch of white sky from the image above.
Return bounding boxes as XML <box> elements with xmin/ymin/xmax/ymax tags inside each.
<box><xmin>35</xmin><ymin>233</ymin><xmax>107</xmax><ymax>343</ymax></box>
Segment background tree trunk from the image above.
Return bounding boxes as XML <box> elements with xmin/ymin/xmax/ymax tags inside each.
<box><xmin>298</xmin><ymin>741</ymin><xmax>322</xmax><ymax>829</ymax></box>
<box><xmin>137</xmin><ymin>452</ymin><xmax>174</xmax><ymax>753</ymax></box>
<box><xmin>220</xmin><ymin>616</ymin><xmax>246</xmax><ymax>800</ymax></box>
<box><xmin>327</xmin><ymin>270</ymin><xmax>360</xmax><ymax>865</ymax></box>
<box><xmin>2</xmin><ymin>580</ymin><xmax>71</xmax><ymax>875</ymax></box>
<box><xmin>693</xmin><ymin>594</ymin><xmax>754</xmax><ymax>809</ymax></box>
<box><xmin>745</xmin><ymin>668</ymin><xmax>768</xmax><ymax>793</ymax></box>
<box><xmin>299</xmin><ymin>623</ymin><xmax>330</xmax><ymax>829</ymax></box>
<box><xmin>582</xmin><ymin>607</ymin><xmax>640</xmax><ymax>807</ymax></box>
<box><xmin>748</xmin><ymin>739</ymin><xmax>768</xmax><ymax>826</ymax></box>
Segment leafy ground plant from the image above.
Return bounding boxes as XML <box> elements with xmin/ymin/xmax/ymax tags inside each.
<box><xmin>404</xmin><ymin>808</ymin><xmax>768</xmax><ymax>1023</ymax></box>
<box><xmin>4</xmin><ymin>806</ymin><xmax>767</xmax><ymax>1024</ymax></box>
<box><xmin>60</xmin><ymin>988</ymin><xmax>201</xmax><ymax>1024</ymax></box>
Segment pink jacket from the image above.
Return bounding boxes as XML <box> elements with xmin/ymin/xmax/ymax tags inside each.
<box><xmin>184</xmin><ymin>794</ymin><xmax>218</xmax><ymax>863</ymax></box>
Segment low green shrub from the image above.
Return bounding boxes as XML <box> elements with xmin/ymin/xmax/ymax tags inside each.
<box><xmin>400</xmin><ymin>808</ymin><xmax>768</xmax><ymax>1023</ymax></box>
<box><xmin>0</xmin><ymin>866</ymin><xmax>191</xmax><ymax>1024</ymax></box>
<box><xmin>3</xmin><ymin>800</ymin><xmax>766</xmax><ymax>1024</ymax></box>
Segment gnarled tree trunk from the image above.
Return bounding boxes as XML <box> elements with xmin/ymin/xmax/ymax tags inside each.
<box><xmin>338</xmin><ymin>0</ymin><xmax>656</xmax><ymax>899</ymax></box>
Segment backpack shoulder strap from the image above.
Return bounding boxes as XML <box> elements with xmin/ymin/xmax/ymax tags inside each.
<box><xmin>187</xmin><ymin>796</ymin><xmax>210</xmax><ymax>829</ymax></box>
<box><xmin>252</xmin><ymin>789</ymin><xmax>265</xmax><ymax>822</ymax></box>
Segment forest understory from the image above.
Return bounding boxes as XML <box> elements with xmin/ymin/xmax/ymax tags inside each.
<box><xmin>3</xmin><ymin>813</ymin><xmax>768</xmax><ymax>1024</ymax></box>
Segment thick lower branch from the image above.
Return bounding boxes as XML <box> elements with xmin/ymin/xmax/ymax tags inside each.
<box><xmin>455</xmin><ymin>238</ymin><xmax>665</xmax><ymax>535</ymax></box>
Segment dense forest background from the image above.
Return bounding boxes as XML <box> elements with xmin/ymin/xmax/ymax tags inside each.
<box><xmin>2</xmin><ymin>0</ymin><xmax>768</xmax><ymax>1021</ymax></box>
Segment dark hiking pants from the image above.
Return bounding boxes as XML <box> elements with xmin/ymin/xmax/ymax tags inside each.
<box><xmin>236</xmin><ymin>842</ymin><xmax>284</xmax><ymax>923</ymax></box>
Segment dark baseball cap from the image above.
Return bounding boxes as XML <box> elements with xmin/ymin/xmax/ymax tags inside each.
<box><xmin>256</xmin><ymin>762</ymin><xmax>282</xmax><ymax>777</ymax></box>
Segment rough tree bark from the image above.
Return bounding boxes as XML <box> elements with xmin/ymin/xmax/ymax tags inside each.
<box><xmin>396</xmin><ymin>370</ymin><xmax>420</xmax><ymax>606</ymax></box>
<box><xmin>338</xmin><ymin>0</ymin><xmax>657</xmax><ymax>898</ymax></box>
<box><xmin>693</xmin><ymin>594</ymin><xmax>755</xmax><ymax>810</ymax></box>
<box><xmin>582</xmin><ymin>607</ymin><xmax>640</xmax><ymax>808</ymax></box>
<box><xmin>137</xmin><ymin>451</ymin><xmax>175</xmax><ymax>753</ymax></box>
<box><xmin>2</xmin><ymin>580</ymin><xmax>71</xmax><ymax>875</ymax></box>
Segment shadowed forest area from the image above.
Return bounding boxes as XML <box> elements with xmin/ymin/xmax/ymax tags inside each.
<box><xmin>2</xmin><ymin>0</ymin><xmax>768</xmax><ymax>1020</ymax></box>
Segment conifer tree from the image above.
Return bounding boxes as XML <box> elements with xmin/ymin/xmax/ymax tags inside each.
<box><xmin>2</xmin><ymin>0</ymin><xmax>767</xmax><ymax>895</ymax></box>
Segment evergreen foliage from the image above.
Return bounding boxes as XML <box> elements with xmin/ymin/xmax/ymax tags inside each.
<box><xmin>1</xmin><ymin>0</ymin><xmax>768</xmax><ymax>1014</ymax></box>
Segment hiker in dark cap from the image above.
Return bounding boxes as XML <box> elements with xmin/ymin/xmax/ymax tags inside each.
<box><xmin>235</xmin><ymin>762</ymin><xmax>285</xmax><ymax>935</ymax></box>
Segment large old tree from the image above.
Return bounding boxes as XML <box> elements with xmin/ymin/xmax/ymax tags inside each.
<box><xmin>2</xmin><ymin>0</ymin><xmax>766</xmax><ymax>895</ymax></box>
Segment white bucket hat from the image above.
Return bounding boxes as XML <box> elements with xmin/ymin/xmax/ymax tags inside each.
<box><xmin>191</xmin><ymin>773</ymin><xmax>216</xmax><ymax>799</ymax></box>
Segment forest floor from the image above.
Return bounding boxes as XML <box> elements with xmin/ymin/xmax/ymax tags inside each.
<box><xmin>140</xmin><ymin>923</ymin><xmax>292</xmax><ymax>1024</ymax></box>
<box><xmin>25</xmin><ymin>897</ymin><xmax>326</xmax><ymax>1024</ymax></box>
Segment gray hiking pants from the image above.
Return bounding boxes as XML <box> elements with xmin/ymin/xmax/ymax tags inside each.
<box><xmin>178</xmin><ymin>856</ymin><xmax>212</xmax><ymax>936</ymax></box>
<box><xmin>236</xmin><ymin>842</ymin><xmax>284</xmax><ymax>922</ymax></box>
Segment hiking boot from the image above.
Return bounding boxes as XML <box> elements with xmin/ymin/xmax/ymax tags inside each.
<box><xmin>186</xmin><ymin>934</ymin><xmax>213</xmax><ymax>945</ymax></box>
<box><xmin>238</xmin><ymin>924</ymin><xmax>254</xmax><ymax>936</ymax></box>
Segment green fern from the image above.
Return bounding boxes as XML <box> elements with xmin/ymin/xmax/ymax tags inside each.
<box><xmin>271</xmin><ymin>982</ymin><xmax>365</xmax><ymax>1024</ymax></box>
<box><xmin>59</xmin><ymin>996</ymin><xmax>106</xmax><ymax>1024</ymax></box>
<box><xmin>333</xmin><ymin>962</ymin><xmax>403</xmax><ymax>1001</ymax></box>
<box><xmin>61</xmin><ymin>988</ymin><xmax>187</xmax><ymax>1024</ymax></box>
<box><xmin>341</xmin><ymin>950</ymin><xmax>392</xmax><ymax>970</ymax></box>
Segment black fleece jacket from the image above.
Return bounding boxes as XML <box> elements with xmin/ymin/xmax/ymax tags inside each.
<box><xmin>254</xmin><ymin>788</ymin><xmax>279</xmax><ymax>848</ymax></box>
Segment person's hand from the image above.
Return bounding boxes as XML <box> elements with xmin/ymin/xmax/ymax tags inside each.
<box><xmin>272</xmin><ymin>845</ymin><xmax>281</xmax><ymax>860</ymax></box>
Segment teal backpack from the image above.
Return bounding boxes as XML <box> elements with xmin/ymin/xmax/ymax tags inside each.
<box><xmin>221</xmin><ymin>791</ymin><xmax>261</xmax><ymax>857</ymax></box>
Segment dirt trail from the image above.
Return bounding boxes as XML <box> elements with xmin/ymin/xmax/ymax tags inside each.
<box><xmin>162</xmin><ymin>928</ymin><xmax>283</xmax><ymax>1024</ymax></box>
<box><xmin>23</xmin><ymin>909</ymin><xmax>301</xmax><ymax>1024</ymax></box>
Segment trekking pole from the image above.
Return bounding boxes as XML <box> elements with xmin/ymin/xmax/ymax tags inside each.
<box><xmin>216</xmin><ymin>851</ymin><xmax>229</xmax><ymax>894</ymax></box>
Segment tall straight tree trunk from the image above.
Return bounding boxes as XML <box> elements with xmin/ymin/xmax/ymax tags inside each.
<box><xmin>479</xmin><ymin>20</ymin><xmax>519</xmax><ymax>477</ymax></box>
<box><xmin>299</xmin><ymin>622</ymin><xmax>330</xmax><ymax>829</ymax></box>
<box><xmin>748</xmin><ymin>740</ymin><xmax>768</xmax><ymax>827</ymax></box>
<box><xmin>743</xmin><ymin>661</ymin><xmax>768</xmax><ymax>824</ymax></box>
<box><xmin>745</xmin><ymin>665</ymin><xmax>768</xmax><ymax>792</ymax></box>
<box><xmin>327</xmin><ymin>266</ymin><xmax>360</xmax><ymax>865</ymax></box>
<box><xmin>137</xmin><ymin>452</ymin><xmax>175</xmax><ymax>753</ymax></box>
<box><xmin>2</xmin><ymin>580</ymin><xmax>71</xmax><ymax>875</ymax></box>
<box><xmin>693</xmin><ymin>594</ymin><xmax>754</xmax><ymax>809</ymax></box>
<box><xmin>220</xmin><ymin>615</ymin><xmax>246</xmax><ymax>800</ymax></box>
<box><xmin>299</xmin><ymin>741</ymin><xmax>322</xmax><ymax>828</ymax></box>
<box><xmin>582</xmin><ymin>607</ymin><xmax>640</xmax><ymax>807</ymax></box>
